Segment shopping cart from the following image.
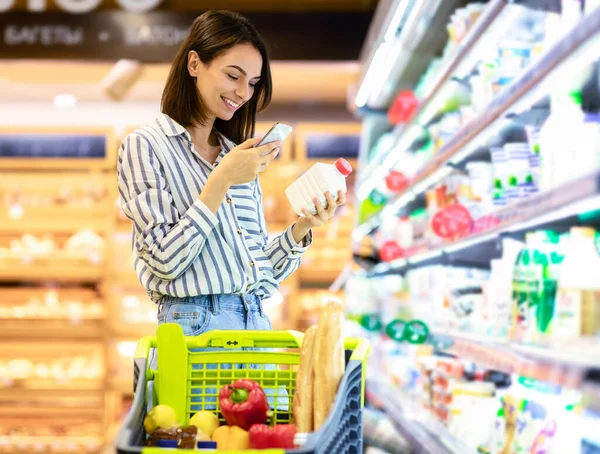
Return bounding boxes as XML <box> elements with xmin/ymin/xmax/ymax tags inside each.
<box><xmin>116</xmin><ymin>323</ymin><xmax>370</xmax><ymax>454</ymax></box>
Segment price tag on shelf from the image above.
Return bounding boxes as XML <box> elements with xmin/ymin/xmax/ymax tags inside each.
<box><xmin>388</xmin><ymin>90</ymin><xmax>419</xmax><ymax>125</ymax></box>
<box><xmin>378</xmin><ymin>241</ymin><xmax>404</xmax><ymax>262</ymax></box>
<box><xmin>385</xmin><ymin>319</ymin><xmax>407</xmax><ymax>342</ymax></box>
<box><xmin>472</xmin><ymin>215</ymin><xmax>501</xmax><ymax>234</ymax></box>
<box><xmin>404</xmin><ymin>320</ymin><xmax>429</xmax><ymax>344</ymax></box>
<box><xmin>431</xmin><ymin>204</ymin><xmax>473</xmax><ymax>239</ymax></box>
<box><xmin>385</xmin><ymin>170</ymin><xmax>409</xmax><ymax>193</ymax></box>
<box><xmin>360</xmin><ymin>314</ymin><xmax>383</xmax><ymax>332</ymax></box>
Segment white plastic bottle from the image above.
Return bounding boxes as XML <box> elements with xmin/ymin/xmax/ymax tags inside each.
<box><xmin>285</xmin><ymin>158</ymin><xmax>353</xmax><ymax>216</ymax></box>
<box><xmin>552</xmin><ymin>227</ymin><xmax>600</xmax><ymax>339</ymax></box>
<box><xmin>539</xmin><ymin>92</ymin><xmax>585</xmax><ymax>191</ymax></box>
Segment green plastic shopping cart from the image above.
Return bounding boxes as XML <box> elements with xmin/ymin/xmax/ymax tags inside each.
<box><xmin>116</xmin><ymin>323</ymin><xmax>370</xmax><ymax>453</ymax></box>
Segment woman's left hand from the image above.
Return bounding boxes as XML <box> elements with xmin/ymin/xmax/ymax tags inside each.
<box><xmin>299</xmin><ymin>191</ymin><xmax>346</xmax><ymax>229</ymax></box>
<box><xmin>290</xmin><ymin>191</ymin><xmax>346</xmax><ymax>244</ymax></box>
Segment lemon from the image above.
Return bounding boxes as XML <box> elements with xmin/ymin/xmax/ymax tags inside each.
<box><xmin>189</xmin><ymin>410</ymin><xmax>220</xmax><ymax>438</ymax></box>
<box><xmin>143</xmin><ymin>404</ymin><xmax>177</xmax><ymax>433</ymax></box>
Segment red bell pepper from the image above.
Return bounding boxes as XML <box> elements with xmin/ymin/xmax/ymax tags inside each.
<box><xmin>218</xmin><ymin>379</ymin><xmax>269</xmax><ymax>431</ymax></box>
<box><xmin>249</xmin><ymin>423</ymin><xmax>297</xmax><ymax>449</ymax></box>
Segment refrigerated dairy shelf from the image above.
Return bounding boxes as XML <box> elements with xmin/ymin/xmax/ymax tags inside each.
<box><xmin>429</xmin><ymin>330</ymin><xmax>600</xmax><ymax>388</ymax></box>
<box><xmin>354</xmin><ymin>4</ymin><xmax>600</xmax><ymax>241</ymax></box>
<box><xmin>368</xmin><ymin>170</ymin><xmax>600</xmax><ymax>274</ymax></box>
<box><xmin>367</xmin><ymin>380</ymin><xmax>477</xmax><ymax>454</ymax></box>
<box><xmin>357</xmin><ymin>0</ymin><xmax>507</xmax><ymax>194</ymax></box>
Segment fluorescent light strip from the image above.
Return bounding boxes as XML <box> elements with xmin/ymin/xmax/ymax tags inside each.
<box><xmin>355</xmin><ymin>42</ymin><xmax>392</xmax><ymax>108</ymax></box>
<box><xmin>381</xmin><ymin>191</ymin><xmax>417</xmax><ymax>219</ymax></box>
<box><xmin>411</xmin><ymin>166</ymin><xmax>453</xmax><ymax>196</ymax></box>
<box><xmin>384</xmin><ymin>0</ymin><xmax>412</xmax><ymax>42</ymax></box>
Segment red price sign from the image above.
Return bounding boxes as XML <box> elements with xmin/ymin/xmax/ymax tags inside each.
<box><xmin>472</xmin><ymin>215</ymin><xmax>501</xmax><ymax>234</ymax></box>
<box><xmin>378</xmin><ymin>241</ymin><xmax>404</xmax><ymax>262</ymax></box>
<box><xmin>385</xmin><ymin>170</ymin><xmax>409</xmax><ymax>193</ymax></box>
<box><xmin>388</xmin><ymin>90</ymin><xmax>419</xmax><ymax>125</ymax></box>
<box><xmin>431</xmin><ymin>204</ymin><xmax>473</xmax><ymax>239</ymax></box>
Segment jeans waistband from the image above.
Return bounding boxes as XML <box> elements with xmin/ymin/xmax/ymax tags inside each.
<box><xmin>158</xmin><ymin>293</ymin><xmax>263</xmax><ymax>316</ymax></box>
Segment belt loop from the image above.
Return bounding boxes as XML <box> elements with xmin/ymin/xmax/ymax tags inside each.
<box><xmin>255</xmin><ymin>295</ymin><xmax>264</xmax><ymax>317</ymax></box>
<box><xmin>211</xmin><ymin>294</ymin><xmax>220</xmax><ymax>316</ymax></box>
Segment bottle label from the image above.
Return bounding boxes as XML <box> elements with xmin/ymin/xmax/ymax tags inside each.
<box><xmin>554</xmin><ymin>289</ymin><xmax>582</xmax><ymax>338</ymax></box>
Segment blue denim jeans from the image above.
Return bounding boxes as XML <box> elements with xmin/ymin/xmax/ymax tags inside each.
<box><xmin>149</xmin><ymin>293</ymin><xmax>286</xmax><ymax>411</ymax></box>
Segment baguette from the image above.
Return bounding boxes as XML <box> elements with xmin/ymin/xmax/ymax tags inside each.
<box><xmin>313</xmin><ymin>299</ymin><xmax>345</xmax><ymax>431</ymax></box>
<box><xmin>292</xmin><ymin>325</ymin><xmax>317</xmax><ymax>433</ymax></box>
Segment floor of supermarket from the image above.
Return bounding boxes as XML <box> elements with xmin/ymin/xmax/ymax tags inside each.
<box><xmin>1</xmin><ymin>0</ymin><xmax>600</xmax><ymax>453</ymax></box>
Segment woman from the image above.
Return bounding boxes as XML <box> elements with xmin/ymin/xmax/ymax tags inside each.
<box><xmin>117</xmin><ymin>10</ymin><xmax>345</xmax><ymax>338</ymax></box>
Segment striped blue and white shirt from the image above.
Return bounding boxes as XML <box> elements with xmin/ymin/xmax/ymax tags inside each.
<box><xmin>117</xmin><ymin>113</ymin><xmax>311</xmax><ymax>303</ymax></box>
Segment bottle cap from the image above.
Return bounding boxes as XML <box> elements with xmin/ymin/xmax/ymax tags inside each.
<box><xmin>334</xmin><ymin>158</ymin><xmax>353</xmax><ymax>177</ymax></box>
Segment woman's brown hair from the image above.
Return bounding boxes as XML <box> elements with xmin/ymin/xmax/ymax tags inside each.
<box><xmin>161</xmin><ymin>10</ymin><xmax>272</xmax><ymax>144</ymax></box>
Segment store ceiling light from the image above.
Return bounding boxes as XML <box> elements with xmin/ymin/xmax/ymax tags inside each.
<box><xmin>53</xmin><ymin>93</ymin><xmax>77</xmax><ymax>108</ymax></box>
<box><xmin>355</xmin><ymin>42</ymin><xmax>391</xmax><ymax>108</ymax></box>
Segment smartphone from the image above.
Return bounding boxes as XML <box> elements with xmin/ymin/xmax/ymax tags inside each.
<box><xmin>255</xmin><ymin>122</ymin><xmax>293</xmax><ymax>155</ymax></box>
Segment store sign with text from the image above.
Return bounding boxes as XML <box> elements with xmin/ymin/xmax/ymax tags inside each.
<box><xmin>0</xmin><ymin>0</ymin><xmax>162</xmax><ymax>13</ymax></box>
<box><xmin>0</xmin><ymin>11</ymin><xmax>371</xmax><ymax>62</ymax></box>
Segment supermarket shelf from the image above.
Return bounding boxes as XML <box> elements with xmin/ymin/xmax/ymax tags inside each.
<box><xmin>0</xmin><ymin>378</ymin><xmax>104</xmax><ymax>392</ymax></box>
<box><xmin>369</xmin><ymin>171</ymin><xmax>600</xmax><ymax>274</ymax></box>
<box><xmin>0</xmin><ymin>208</ymin><xmax>112</xmax><ymax>234</ymax></box>
<box><xmin>108</xmin><ymin>379</ymin><xmax>134</xmax><ymax>395</ymax></box>
<box><xmin>429</xmin><ymin>330</ymin><xmax>600</xmax><ymax>388</ymax></box>
<box><xmin>0</xmin><ymin>436</ymin><xmax>103</xmax><ymax>454</ymax></box>
<box><xmin>367</xmin><ymin>380</ymin><xmax>476</xmax><ymax>454</ymax></box>
<box><xmin>357</xmin><ymin>0</ymin><xmax>507</xmax><ymax>192</ymax></box>
<box><xmin>109</xmin><ymin>323</ymin><xmax>157</xmax><ymax>339</ymax></box>
<box><xmin>354</xmin><ymin>5</ymin><xmax>600</xmax><ymax>241</ymax></box>
<box><xmin>0</xmin><ymin>260</ymin><xmax>104</xmax><ymax>283</ymax></box>
<box><xmin>0</xmin><ymin>321</ymin><xmax>104</xmax><ymax>339</ymax></box>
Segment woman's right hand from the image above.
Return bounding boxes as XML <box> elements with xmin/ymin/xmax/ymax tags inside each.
<box><xmin>215</xmin><ymin>137</ymin><xmax>280</xmax><ymax>186</ymax></box>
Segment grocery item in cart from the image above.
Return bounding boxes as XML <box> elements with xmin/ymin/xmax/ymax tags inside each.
<box><xmin>285</xmin><ymin>158</ymin><xmax>352</xmax><ymax>216</ymax></box>
<box><xmin>313</xmin><ymin>299</ymin><xmax>346</xmax><ymax>430</ymax></box>
<box><xmin>292</xmin><ymin>324</ymin><xmax>317</xmax><ymax>433</ymax></box>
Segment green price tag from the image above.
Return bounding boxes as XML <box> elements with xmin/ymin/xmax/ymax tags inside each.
<box><xmin>360</xmin><ymin>314</ymin><xmax>382</xmax><ymax>332</ymax></box>
<box><xmin>404</xmin><ymin>320</ymin><xmax>429</xmax><ymax>344</ymax></box>
<box><xmin>385</xmin><ymin>319</ymin><xmax>407</xmax><ymax>342</ymax></box>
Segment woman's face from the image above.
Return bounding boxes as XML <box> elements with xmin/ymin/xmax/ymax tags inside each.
<box><xmin>189</xmin><ymin>43</ymin><xmax>263</xmax><ymax>122</ymax></box>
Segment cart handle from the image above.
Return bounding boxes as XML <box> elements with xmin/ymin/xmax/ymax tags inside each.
<box><xmin>185</xmin><ymin>328</ymin><xmax>305</xmax><ymax>349</ymax></box>
<box><xmin>136</xmin><ymin>325</ymin><xmax>370</xmax><ymax>358</ymax></box>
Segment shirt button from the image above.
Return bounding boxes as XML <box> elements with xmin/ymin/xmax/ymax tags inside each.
<box><xmin>141</xmin><ymin>248</ymin><xmax>147</xmax><ymax>254</ymax></box>
<box><xmin>237</xmin><ymin>229</ymin><xmax>242</xmax><ymax>235</ymax></box>
<box><xmin>226</xmin><ymin>198</ymin><xmax>232</xmax><ymax>204</ymax></box>
<box><xmin>292</xmin><ymin>251</ymin><xmax>297</xmax><ymax>255</ymax></box>
<box><xmin>249</xmin><ymin>261</ymin><xmax>255</xmax><ymax>267</ymax></box>
<box><xmin>246</xmin><ymin>284</ymin><xmax>251</xmax><ymax>291</ymax></box>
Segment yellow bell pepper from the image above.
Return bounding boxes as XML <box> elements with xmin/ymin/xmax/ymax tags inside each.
<box><xmin>212</xmin><ymin>425</ymin><xmax>250</xmax><ymax>451</ymax></box>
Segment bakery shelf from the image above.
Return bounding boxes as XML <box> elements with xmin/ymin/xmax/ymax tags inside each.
<box><xmin>354</xmin><ymin>5</ymin><xmax>600</xmax><ymax>241</ymax></box>
<box><xmin>0</xmin><ymin>436</ymin><xmax>104</xmax><ymax>454</ymax></box>
<box><xmin>428</xmin><ymin>330</ymin><xmax>600</xmax><ymax>388</ymax></box>
<box><xmin>0</xmin><ymin>259</ymin><xmax>104</xmax><ymax>283</ymax></box>
<box><xmin>369</xmin><ymin>170</ymin><xmax>600</xmax><ymax>273</ymax></box>
<box><xmin>0</xmin><ymin>322</ymin><xmax>104</xmax><ymax>340</ymax></box>
<box><xmin>0</xmin><ymin>207</ymin><xmax>112</xmax><ymax>234</ymax></box>
<box><xmin>0</xmin><ymin>378</ymin><xmax>104</xmax><ymax>393</ymax></box>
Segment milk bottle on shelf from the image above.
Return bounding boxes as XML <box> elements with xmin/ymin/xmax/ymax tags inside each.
<box><xmin>285</xmin><ymin>158</ymin><xmax>353</xmax><ymax>216</ymax></box>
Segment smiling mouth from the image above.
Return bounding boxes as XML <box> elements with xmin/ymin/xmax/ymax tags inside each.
<box><xmin>221</xmin><ymin>96</ymin><xmax>242</xmax><ymax>110</ymax></box>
